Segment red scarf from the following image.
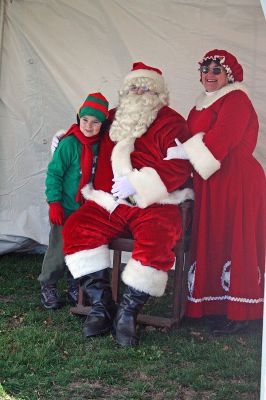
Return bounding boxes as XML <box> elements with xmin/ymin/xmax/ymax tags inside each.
<box><xmin>63</xmin><ymin>124</ymin><xmax>100</xmax><ymax>203</ymax></box>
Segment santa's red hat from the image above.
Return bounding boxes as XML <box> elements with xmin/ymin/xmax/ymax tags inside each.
<box><xmin>123</xmin><ymin>62</ymin><xmax>166</xmax><ymax>93</ymax></box>
<box><xmin>199</xmin><ymin>49</ymin><xmax>243</xmax><ymax>83</ymax></box>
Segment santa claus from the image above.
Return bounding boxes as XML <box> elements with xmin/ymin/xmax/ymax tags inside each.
<box><xmin>61</xmin><ymin>62</ymin><xmax>193</xmax><ymax>346</ymax></box>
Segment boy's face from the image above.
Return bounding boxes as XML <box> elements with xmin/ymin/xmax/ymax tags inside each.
<box><xmin>80</xmin><ymin>115</ymin><xmax>102</xmax><ymax>137</ymax></box>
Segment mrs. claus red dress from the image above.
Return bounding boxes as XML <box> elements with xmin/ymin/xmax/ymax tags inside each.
<box><xmin>183</xmin><ymin>82</ymin><xmax>266</xmax><ymax>321</ymax></box>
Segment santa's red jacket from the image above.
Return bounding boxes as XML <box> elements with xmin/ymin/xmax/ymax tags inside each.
<box><xmin>81</xmin><ymin>106</ymin><xmax>193</xmax><ymax>211</ymax></box>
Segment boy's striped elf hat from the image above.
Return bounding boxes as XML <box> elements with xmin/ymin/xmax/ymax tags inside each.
<box><xmin>79</xmin><ymin>92</ymin><xmax>109</xmax><ymax>122</ymax></box>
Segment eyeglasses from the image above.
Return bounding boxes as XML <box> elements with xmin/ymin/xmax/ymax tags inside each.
<box><xmin>129</xmin><ymin>85</ymin><xmax>150</xmax><ymax>92</ymax></box>
<box><xmin>199</xmin><ymin>66</ymin><xmax>223</xmax><ymax>75</ymax></box>
<box><xmin>128</xmin><ymin>85</ymin><xmax>158</xmax><ymax>96</ymax></box>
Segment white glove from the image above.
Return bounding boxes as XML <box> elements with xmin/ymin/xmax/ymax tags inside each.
<box><xmin>111</xmin><ymin>176</ymin><xmax>136</xmax><ymax>199</ymax></box>
<box><xmin>51</xmin><ymin>129</ymin><xmax>66</xmax><ymax>155</ymax></box>
<box><xmin>164</xmin><ymin>138</ymin><xmax>189</xmax><ymax>160</ymax></box>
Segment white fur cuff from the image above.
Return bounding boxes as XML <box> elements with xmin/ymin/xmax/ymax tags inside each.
<box><xmin>122</xmin><ymin>258</ymin><xmax>168</xmax><ymax>297</ymax></box>
<box><xmin>81</xmin><ymin>184</ymin><xmax>119</xmax><ymax>213</ymax></box>
<box><xmin>128</xmin><ymin>167</ymin><xmax>168</xmax><ymax>208</ymax></box>
<box><xmin>183</xmin><ymin>133</ymin><xmax>221</xmax><ymax>180</ymax></box>
<box><xmin>65</xmin><ymin>245</ymin><xmax>111</xmax><ymax>279</ymax></box>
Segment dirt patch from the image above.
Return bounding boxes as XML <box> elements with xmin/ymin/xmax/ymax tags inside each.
<box><xmin>176</xmin><ymin>385</ymin><xmax>215</xmax><ymax>400</ymax></box>
<box><xmin>0</xmin><ymin>295</ymin><xmax>14</xmax><ymax>303</ymax></box>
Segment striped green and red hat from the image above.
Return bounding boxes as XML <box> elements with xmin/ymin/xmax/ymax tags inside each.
<box><xmin>79</xmin><ymin>92</ymin><xmax>109</xmax><ymax>122</ymax></box>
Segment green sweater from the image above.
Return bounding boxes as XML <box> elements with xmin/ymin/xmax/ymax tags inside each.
<box><xmin>45</xmin><ymin>135</ymin><xmax>99</xmax><ymax>217</ymax></box>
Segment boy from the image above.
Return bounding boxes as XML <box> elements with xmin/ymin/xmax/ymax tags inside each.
<box><xmin>38</xmin><ymin>92</ymin><xmax>109</xmax><ymax>310</ymax></box>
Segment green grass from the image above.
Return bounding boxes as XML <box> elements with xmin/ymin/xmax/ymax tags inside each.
<box><xmin>0</xmin><ymin>253</ymin><xmax>262</xmax><ymax>399</ymax></box>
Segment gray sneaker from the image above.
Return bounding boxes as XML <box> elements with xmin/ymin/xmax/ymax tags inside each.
<box><xmin>41</xmin><ymin>283</ymin><xmax>61</xmax><ymax>310</ymax></box>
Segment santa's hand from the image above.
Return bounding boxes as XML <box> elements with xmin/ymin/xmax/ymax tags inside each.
<box><xmin>111</xmin><ymin>176</ymin><xmax>136</xmax><ymax>199</ymax></box>
<box><xmin>51</xmin><ymin>129</ymin><xmax>66</xmax><ymax>155</ymax></box>
<box><xmin>164</xmin><ymin>138</ymin><xmax>189</xmax><ymax>160</ymax></box>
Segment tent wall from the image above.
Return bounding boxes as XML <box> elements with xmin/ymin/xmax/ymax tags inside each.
<box><xmin>0</xmin><ymin>0</ymin><xmax>265</xmax><ymax>251</ymax></box>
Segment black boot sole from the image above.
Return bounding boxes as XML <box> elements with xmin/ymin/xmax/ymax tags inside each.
<box><xmin>113</xmin><ymin>337</ymin><xmax>139</xmax><ymax>347</ymax></box>
<box><xmin>83</xmin><ymin>324</ymin><xmax>112</xmax><ymax>338</ymax></box>
<box><xmin>41</xmin><ymin>302</ymin><xmax>62</xmax><ymax>310</ymax></box>
<box><xmin>212</xmin><ymin>321</ymin><xmax>250</xmax><ymax>336</ymax></box>
<box><xmin>111</xmin><ymin>324</ymin><xmax>139</xmax><ymax>347</ymax></box>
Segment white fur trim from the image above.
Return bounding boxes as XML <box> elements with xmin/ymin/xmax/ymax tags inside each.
<box><xmin>56</xmin><ymin>129</ymin><xmax>67</xmax><ymax>138</ymax></box>
<box><xmin>65</xmin><ymin>245</ymin><xmax>111</xmax><ymax>279</ymax></box>
<box><xmin>128</xmin><ymin>167</ymin><xmax>168</xmax><ymax>208</ymax></box>
<box><xmin>160</xmin><ymin>188</ymin><xmax>194</xmax><ymax>204</ymax></box>
<box><xmin>51</xmin><ymin>129</ymin><xmax>66</xmax><ymax>155</ymax></box>
<box><xmin>122</xmin><ymin>258</ymin><xmax>168</xmax><ymax>297</ymax></box>
<box><xmin>111</xmin><ymin>137</ymin><xmax>135</xmax><ymax>177</ymax></box>
<box><xmin>183</xmin><ymin>133</ymin><xmax>221</xmax><ymax>180</ymax></box>
<box><xmin>188</xmin><ymin>294</ymin><xmax>263</xmax><ymax>304</ymax></box>
<box><xmin>124</xmin><ymin>69</ymin><xmax>165</xmax><ymax>92</ymax></box>
<box><xmin>195</xmin><ymin>82</ymin><xmax>248</xmax><ymax>110</ymax></box>
<box><xmin>81</xmin><ymin>184</ymin><xmax>119</xmax><ymax>213</ymax></box>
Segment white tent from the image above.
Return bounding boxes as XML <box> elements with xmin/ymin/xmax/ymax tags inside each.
<box><xmin>1</xmin><ymin>1</ymin><xmax>266</xmax><ymax>398</ymax></box>
<box><xmin>0</xmin><ymin>0</ymin><xmax>265</xmax><ymax>252</ymax></box>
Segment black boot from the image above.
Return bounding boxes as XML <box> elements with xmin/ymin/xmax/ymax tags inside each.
<box><xmin>82</xmin><ymin>269</ymin><xmax>116</xmax><ymax>338</ymax></box>
<box><xmin>113</xmin><ymin>285</ymin><xmax>150</xmax><ymax>347</ymax></box>
<box><xmin>212</xmin><ymin>320</ymin><xmax>250</xmax><ymax>336</ymax></box>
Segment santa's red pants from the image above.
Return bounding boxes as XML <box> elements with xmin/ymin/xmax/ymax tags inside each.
<box><xmin>63</xmin><ymin>200</ymin><xmax>182</xmax><ymax>272</ymax></box>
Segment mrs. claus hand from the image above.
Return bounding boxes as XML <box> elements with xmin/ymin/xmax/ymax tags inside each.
<box><xmin>164</xmin><ymin>138</ymin><xmax>189</xmax><ymax>160</ymax></box>
<box><xmin>111</xmin><ymin>176</ymin><xmax>136</xmax><ymax>199</ymax></box>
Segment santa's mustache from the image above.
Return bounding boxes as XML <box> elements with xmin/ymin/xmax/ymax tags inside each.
<box><xmin>119</xmin><ymin>92</ymin><xmax>161</xmax><ymax>109</ymax></box>
<box><xmin>109</xmin><ymin>91</ymin><xmax>164</xmax><ymax>141</ymax></box>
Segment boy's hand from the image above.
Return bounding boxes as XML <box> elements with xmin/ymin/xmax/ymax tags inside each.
<box><xmin>49</xmin><ymin>202</ymin><xmax>65</xmax><ymax>225</ymax></box>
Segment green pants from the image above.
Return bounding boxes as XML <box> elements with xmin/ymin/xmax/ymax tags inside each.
<box><xmin>38</xmin><ymin>224</ymin><xmax>67</xmax><ymax>284</ymax></box>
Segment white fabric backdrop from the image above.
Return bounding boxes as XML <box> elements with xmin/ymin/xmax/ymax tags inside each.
<box><xmin>0</xmin><ymin>0</ymin><xmax>265</xmax><ymax>251</ymax></box>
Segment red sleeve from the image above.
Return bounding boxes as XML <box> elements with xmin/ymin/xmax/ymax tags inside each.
<box><xmin>203</xmin><ymin>91</ymin><xmax>257</xmax><ymax>161</ymax></box>
<box><xmin>130</xmin><ymin>108</ymin><xmax>192</xmax><ymax>196</ymax></box>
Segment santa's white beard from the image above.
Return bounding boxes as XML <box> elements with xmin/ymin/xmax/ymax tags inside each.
<box><xmin>109</xmin><ymin>92</ymin><xmax>164</xmax><ymax>142</ymax></box>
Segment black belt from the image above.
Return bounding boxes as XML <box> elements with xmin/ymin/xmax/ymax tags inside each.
<box><xmin>125</xmin><ymin>196</ymin><xmax>136</xmax><ymax>206</ymax></box>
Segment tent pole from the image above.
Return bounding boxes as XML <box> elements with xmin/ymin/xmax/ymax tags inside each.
<box><xmin>0</xmin><ymin>0</ymin><xmax>6</xmax><ymax>72</ymax></box>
